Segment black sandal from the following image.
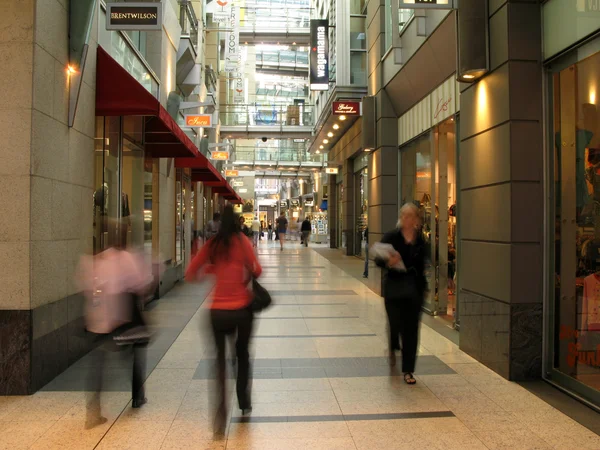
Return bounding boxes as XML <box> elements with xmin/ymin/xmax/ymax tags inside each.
<box><xmin>404</xmin><ymin>373</ymin><xmax>416</xmax><ymax>385</ymax></box>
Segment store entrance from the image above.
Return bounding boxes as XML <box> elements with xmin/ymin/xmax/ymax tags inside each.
<box><xmin>400</xmin><ymin>117</ymin><xmax>457</xmax><ymax>324</ymax></box>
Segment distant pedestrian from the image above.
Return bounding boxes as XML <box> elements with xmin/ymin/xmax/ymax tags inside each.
<box><xmin>185</xmin><ymin>205</ymin><xmax>262</xmax><ymax>435</ymax></box>
<box><xmin>276</xmin><ymin>213</ymin><xmax>288</xmax><ymax>251</ymax></box>
<box><xmin>301</xmin><ymin>216</ymin><xmax>311</xmax><ymax>247</ymax></box>
<box><xmin>267</xmin><ymin>220</ymin><xmax>273</xmax><ymax>240</ymax></box>
<box><xmin>206</xmin><ymin>213</ymin><xmax>221</xmax><ymax>239</ymax></box>
<box><xmin>363</xmin><ymin>227</ymin><xmax>369</xmax><ymax>278</ymax></box>
<box><xmin>251</xmin><ymin>216</ymin><xmax>261</xmax><ymax>248</ymax></box>
<box><xmin>239</xmin><ymin>216</ymin><xmax>251</xmax><ymax>238</ymax></box>
<box><xmin>375</xmin><ymin>203</ymin><xmax>428</xmax><ymax>385</ymax></box>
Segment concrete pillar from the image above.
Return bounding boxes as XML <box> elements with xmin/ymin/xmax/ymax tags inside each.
<box><xmin>458</xmin><ymin>0</ymin><xmax>543</xmax><ymax>380</ymax></box>
<box><xmin>342</xmin><ymin>160</ymin><xmax>355</xmax><ymax>256</ymax></box>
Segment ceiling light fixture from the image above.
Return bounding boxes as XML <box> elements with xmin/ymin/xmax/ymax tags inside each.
<box><xmin>323</xmin><ymin>139</ymin><xmax>329</xmax><ymax>144</ymax></box>
<box><xmin>339</xmin><ymin>115</ymin><xmax>346</xmax><ymax>121</ymax></box>
<box><xmin>319</xmin><ymin>145</ymin><xmax>324</xmax><ymax>149</ymax></box>
<box><xmin>316</xmin><ymin>150</ymin><xmax>320</xmax><ymax>154</ymax></box>
<box><xmin>333</xmin><ymin>124</ymin><xmax>339</xmax><ymax>130</ymax></box>
<box><xmin>327</xmin><ymin>132</ymin><xmax>333</xmax><ymax>137</ymax></box>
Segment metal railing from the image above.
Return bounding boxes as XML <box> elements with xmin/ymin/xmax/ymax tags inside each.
<box><xmin>220</xmin><ymin>103</ymin><xmax>314</xmax><ymax>127</ymax></box>
<box><xmin>232</xmin><ymin>146</ymin><xmax>327</xmax><ymax>164</ymax></box>
<box><xmin>239</xmin><ymin>6</ymin><xmax>311</xmax><ymax>33</ymax></box>
<box><xmin>179</xmin><ymin>0</ymin><xmax>199</xmax><ymax>53</ymax></box>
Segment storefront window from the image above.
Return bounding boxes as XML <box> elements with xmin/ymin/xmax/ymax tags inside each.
<box><xmin>399</xmin><ymin>120</ymin><xmax>457</xmax><ymax>320</ymax></box>
<box><xmin>552</xmin><ymin>49</ymin><xmax>600</xmax><ymax>400</ymax></box>
<box><xmin>356</xmin><ymin>168</ymin><xmax>368</xmax><ymax>258</ymax></box>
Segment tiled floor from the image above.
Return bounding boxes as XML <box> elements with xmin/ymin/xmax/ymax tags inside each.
<box><xmin>1</xmin><ymin>241</ymin><xmax>600</xmax><ymax>449</ymax></box>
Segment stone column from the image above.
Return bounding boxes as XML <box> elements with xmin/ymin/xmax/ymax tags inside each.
<box><xmin>365</xmin><ymin>0</ymin><xmax>400</xmax><ymax>294</ymax></box>
<box><xmin>458</xmin><ymin>0</ymin><xmax>543</xmax><ymax>380</ymax></box>
<box><xmin>328</xmin><ymin>174</ymin><xmax>338</xmax><ymax>248</ymax></box>
<box><xmin>342</xmin><ymin>160</ymin><xmax>355</xmax><ymax>256</ymax></box>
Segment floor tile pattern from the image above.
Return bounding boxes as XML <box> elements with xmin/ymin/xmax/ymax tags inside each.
<box><xmin>0</xmin><ymin>242</ymin><xmax>598</xmax><ymax>449</ymax></box>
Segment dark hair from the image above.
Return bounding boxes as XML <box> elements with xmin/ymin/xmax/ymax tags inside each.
<box><xmin>210</xmin><ymin>205</ymin><xmax>239</xmax><ymax>262</ymax></box>
<box><xmin>213</xmin><ymin>212</ymin><xmax>221</xmax><ymax>221</ymax></box>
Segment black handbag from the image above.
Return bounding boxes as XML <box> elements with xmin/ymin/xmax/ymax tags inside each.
<box><xmin>251</xmin><ymin>278</ymin><xmax>272</xmax><ymax>312</ymax></box>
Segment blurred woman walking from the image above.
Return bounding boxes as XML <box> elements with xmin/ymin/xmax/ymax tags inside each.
<box><xmin>185</xmin><ymin>205</ymin><xmax>262</xmax><ymax>434</ymax></box>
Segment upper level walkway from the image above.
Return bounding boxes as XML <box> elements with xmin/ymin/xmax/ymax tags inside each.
<box><xmin>220</xmin><ymin>104</ymin><xmax>314</xmax><ymax>139</ymax></box>
<box><xmin>239</xmin><ymin>6</ymin><xmax>310</xmax><ymax>45</ymax></box>
<box><xmin>1</xmin><ymin>242</ymin><xmax>598</xmax><ymax>449</ymax></box>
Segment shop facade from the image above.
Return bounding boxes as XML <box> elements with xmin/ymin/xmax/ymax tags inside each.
<box><xmin>543</xmin><ymin>0</ymin><xmax>600</xmax><ymax>410</ymax></box>
<box><xmin>397</xmin><ymin>76</ymin><xmax>460</xmax><ymax>324</ymax></box>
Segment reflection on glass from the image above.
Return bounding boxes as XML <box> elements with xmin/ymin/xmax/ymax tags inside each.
<box><xmin>399</xmin><ymin>9</ymin><xmax>414</xmax><ymax>33</ymax></box>
<box><xmin>350</xmin><ymin>52</ymin><xmax>367</xmax><ymax>86</ymax></box>
<box><xmin>144</xmin><ymin>157</ymin><xmax>153</xmax><ymax>257</ymax></box>
<box><xmin>553</xmin><ymin>50</ymin><xmax>600</xmax><ymax>396</ymax></box>
<box><xmin>176</xmin><ymin>169</ymin><xmax>184</xmax><ymax>263</ymax></box>
<box><xmin>350</xmin><ymin>17</ymin><xmax>366</xmax><ymax>50</ymax></box>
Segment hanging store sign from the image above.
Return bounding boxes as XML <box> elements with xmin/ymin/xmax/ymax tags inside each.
<box><xmin>211</xmin><ymin>151</ymin><xmax>230</xmax><ymax>160</ymax></box>
<box><xmin>106</xmin><ymin>2</ymin><xmax>162</xmax><ymax>30</ymax></box>
<box><xmin>225</xmin><ymin>170</ymin><xmax>239</xmax><ymax>177</ymax></box>
<box><xmin>290</xmin><ymin>199</ymin><xmax>300</xmax><ymax>207</ymax></box>
<box><xmin>398</xmin><ymin>0</ymin><xmax>453</xmax><ymax>8</ymax></box>
<box><xmin>233</xmin><ymin>181</ymin><xmax>244</xmax><ymax>187</ymax></box>
<box><xmin>185</xmin><ymin>114</ymin><xmax>213</xmax><ymax>128</ymax></box>
<box><xmin>325</xmin><ymin>167</ymin><xmax>339</xmax><ymax>174</ymax></box>
<box><xmin>280</xmin><ymin>201</ymin><xmax>288</xmax><ymax>208</ymax></box>
<box><xmin>304</xmin><ymin>197</ymin><xmax>314</xmax><ymax>207</ymax></box>
<box><xmin>238</xmin><ymin>188</ymin><xmax>248</xmax><ymax>193</ymax></box>
<box><xmin>332</xmin><ymin>101</ymin><xmax>361</xmax><ymax>116</ymax></box>
<box><xmin>309</xmin><ymin>19</ymin><xmax>329</xmax><ymax>91</ymax></box>
<box><xmin>211</xmin><ymin>0</ymin><xmax>231</xmax><ymax>23</ymax></box>
<box><xmin>224</xmin><ymin>6</ymin><xmax>240</xmax><ymax>73</ymax></box>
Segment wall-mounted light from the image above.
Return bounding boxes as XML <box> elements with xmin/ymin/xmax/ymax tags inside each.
<box><xmin>327</xmin><ymin>132</ymin><xmax>333</xmax><ymax>137</ymax></box>
<box><xmin>67</xmin><ymin>65</ymin><xmax>77</xmax><ymax>75</ymax></box>
<box><xmin>457</xmin><ymin>0</ymin><xmax>489</xmax><ymax>83</ymax></box>
<box><xmin>364</xmin><ymin>148</ymin><xmax>373</xmax><ymax>152</ymax></box>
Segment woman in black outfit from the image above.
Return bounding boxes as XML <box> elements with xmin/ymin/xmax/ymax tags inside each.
<box><xmin>375</xmin><ymin>203</ymin><xmax>428</xmax><ymax>385</ymax></box>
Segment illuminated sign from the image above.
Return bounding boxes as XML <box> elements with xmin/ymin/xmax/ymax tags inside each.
<box><xmin>398</xmin><ymin>0</ymin><xmax>452</xmax><ymax>7</ymax></box>
<box><xmin>280</xmin><ymin>201</ymin><xmax>288</xmax><ymax>208</ymax></box>
<box><xmin>106</xmin><ymin>3</ymin><xmax>162</xmax><ymax>30</ymax></box>
<box><xmin>239</xmin><ymin>188</ymin><xmax>248</xmax><ymax>193</ymax></box>
<box><xmin>309</xmin><ymin>20</ymin><xmax>329</xmax><ymax>91</ymax></box>
<box><xmin>290</xmin><ymin>199</ymin><xmax>300</xmax><ymax>207</ymax></box>
<box><xmin>185</xmin><ymin>115</ymin><xmax>212</xmax><ymax>127</ymax></box>
<box><xmin>233</xmin><ymin>181</ymin><xmax>244</xmax><ymax>187</ymax></box>
<box><xmin>304</xmin><ymin>197</ymin><xmax>314</xmax><ymax>207</ymax></box>
<box><xmin>225</xmin><ymin>170</ymin><xmax>239</xmax><ymax>177</ymax></box>
<box><xmin>333</xmin><ymin>101</ymin><xmax>361</xmax><ymax>116</ymax></box>
<box><xmin>325</xmin><ymin>167</ymin><xmax>339</xmax><ymax>174</ymax></box>
<box><xmin>211</xmin><ymin>151</ymin><xmax>230</xmax><ymax>161</ymax></box>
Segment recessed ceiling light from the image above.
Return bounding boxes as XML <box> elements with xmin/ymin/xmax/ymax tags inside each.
<box><xmin>323</xmin><ymin>139</ymin><xmax>329</xmax><ymax>144</ymax></box>
<box><xmin>333</xmin><ymin>124</ymin><xmax>339</xmax><ymax>130</ymax></box>
<box><xmin>316</xmin><ymin>150</ymin><xmax>320</xmax><ymax>154</ymax></box>
<box><xmin>462</xmin><ymin>74</ymin><xmax>475</xmax><ymax>79</ymax></box>
<box><xmin>327</xmin><ymin>132</ymin><xmax>333</xmax><ymax>137</ymax></box>
<box><xmin>339</xmin><ymin>115</ymin><xmax>346</xmax><ymax>121</ymax></box>
<box><xmin>319</xmin><ymin>145</ymin><xmax>324</xmax><ymax>149</ymax></box>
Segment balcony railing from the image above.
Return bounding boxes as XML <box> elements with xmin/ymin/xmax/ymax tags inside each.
<box><xmin>239</xmin><ymin>6</ymin><xmax>311</xmax><ymax>33</ymax></box>
<box><xmin>220</xmin><ymin>104</ymin><xmax>314</xmax><ymax>127</ymax></box>
<box><xmin>179</xmin><ymin>0</ymin><xmax>199</xmax><ymax>53</ymax></box>
<box><xmin>232</xmin><ymin>146</ymin><xmax>327</xmax><ymax>164</ymax></box>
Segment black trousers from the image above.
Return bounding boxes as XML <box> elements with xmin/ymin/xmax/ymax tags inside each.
<box><xmin>385</xmin><ymin>296</ymin><xmax>422</xmax><ymax>373</ymax></box>
<box><xmin>210</xmin><ymin>307</ymin><xmax>254</xmax><ymax>410</ymax></box>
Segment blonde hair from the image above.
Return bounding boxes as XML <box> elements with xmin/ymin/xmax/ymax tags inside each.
<box><xmin>397</xmin><ymin>202</ymin><xmax>420</xmax><ymax>228</ymax></box>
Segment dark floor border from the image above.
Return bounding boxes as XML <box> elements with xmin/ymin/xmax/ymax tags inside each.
<box><xmin>232</xmin><ymin>411</ymin><xmax>455</xmax><ymax>423</ymax></box>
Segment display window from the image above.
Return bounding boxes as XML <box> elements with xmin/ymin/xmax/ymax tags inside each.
<box><xmin>399</xmin><ymin>117</ymin><xmax>458</xmax><ymax>322</ymax></box>
<box><xmin>551</xmin><ymin>48</ymin><xmax>600</xmax><ymax>401</ymax></box>
<box><xmin>355</xmin><ymin>167</ymin><xmax>368</xmax><ymax>258</ymax></box>
<box><xmin>175</xmin><ymin>169</ymin><xmax>184</xmax><ymax>263</ymax></box>
<box><xmin>93</xmin><ymin>116</ymin><xmax>149</xmax><ymax>256</ymax></box>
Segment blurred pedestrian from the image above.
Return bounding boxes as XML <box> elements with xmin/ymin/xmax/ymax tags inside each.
<box><xmin>267</xmin><ymin>220</ymin><xmax>273</xmax><ymax>240</ymax></box>
<box><xmin>276</xmin><ymin>212</ymin><xmax>288</xmax><ymax>251</ymax></box>
<box><xmin>239</xmin><ymin>216</ymin><xmax>251</xmax><ymax>238</ymax></box>
<box><xmin>375</xmin><ymin>203</ymin><xmax>428</xmax><ymax>385</ymax></box>
<box><xmin>185</xmin><ymin>205</ymin><xmax>262</xmax><ymax>435</ymax></box>
<box><xmin>301</xmin><ymin>216</ymin><xmax>311</xmax><ymax>247</ymax></box>
<box><xmin>252</xmin><ymin>216</ymin><xmax>261</xmax><ymax>248</ymax></box>
<box><xmin>78</xmin><ymin>220</ymin><xmax>154</xmax><ymax>429</ymax></box>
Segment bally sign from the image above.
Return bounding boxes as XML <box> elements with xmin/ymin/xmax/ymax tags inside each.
<box><xmin>333</xmin><ymin>101</ymin><xmax>361</xmax><ymax>116</ymax></box>
<box><xmin>106</xmin><ymin>2</ymin><xmax>162</xmax><ymax>31</ymax></box>
<box><xmin>325</xmin><ymin>167</ymin><xmax>339</xmax><ymax>174</ymax></box>
<box><xmin>225</xmin><ymin>170</ymin><xmax>239</xmax><ymax>177</ymax></box>
<box><xmin>309</xmin><ymin>19</ymin><xmax>329</xmax><ymax>91</ymax></box>
<box><xmin>185</xmin><ymin>115</ymin><xmax>212</xmax><ymax>128</ymax></box>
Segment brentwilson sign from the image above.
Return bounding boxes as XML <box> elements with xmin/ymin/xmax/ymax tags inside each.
<box><xmin>309</xmin><ymin>19</ymin><xmax>329</xmax><ymax>91</ymax></box>
<box><xmin>106</xmin><ymin>2</ymin><xmax>162</xmax><ymax>31</ymax></box>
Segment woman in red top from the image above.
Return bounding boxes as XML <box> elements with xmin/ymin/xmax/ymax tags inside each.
<box><xmin>185</xmin><ymin>205</ymin><xmax>262</xmax><ymax>433</ymax></box>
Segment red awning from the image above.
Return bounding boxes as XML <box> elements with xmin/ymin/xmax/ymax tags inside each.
<box><xmin>175</xmin><ymin>156</ymin><xmax>222</xmax><ymax>182</ymax></box>
<box><xmin>95</xmin><ymin>46</ymin><xmax>199</xmax><ymax>159</ymax></box>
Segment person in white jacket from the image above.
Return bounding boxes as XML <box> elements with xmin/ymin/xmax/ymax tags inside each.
<box><xmin>251</xmin><ymin>216</ymin><xmax>261</xmax><ymax>248</ymax></box>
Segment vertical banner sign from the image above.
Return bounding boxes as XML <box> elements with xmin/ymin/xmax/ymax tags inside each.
<box><xmin>212</xmin><ymin>0</ymin><xmax>231</xmax><ymax>23</ymax></box>
<box><xmin>224</xmin><ymin>6</ymin><xmax>240</xmax><ymax>73</ymax></box>
<box><xmin>309</xmin><ymin>19</ymin><xmax>329</xmax><ymax>91</ymax></box>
